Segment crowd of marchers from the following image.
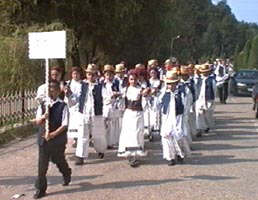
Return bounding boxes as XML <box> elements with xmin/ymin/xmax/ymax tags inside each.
<box><xmin>31</xmin><ymin>57</ymin><xmax>233</xmax><ymax>199</ymax></box>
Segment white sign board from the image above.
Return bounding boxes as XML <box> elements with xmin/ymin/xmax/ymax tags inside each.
<box><xmin>28</xmin><ymin>31</ymin><xmax>66</xmax><ymax>59</ymax></box>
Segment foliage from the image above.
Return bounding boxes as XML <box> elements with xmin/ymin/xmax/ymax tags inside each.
<box><xmin>248</xmin><ymin>35</ymin><xmax>258</xmax><ymax>69</ymax></box>
<box><xmin>0</xmin><ymin>36</ymin><xmax>43</xmax><ymax>93</ymax></box>
<box><xmin>0</xmin><ymin>0</ymin><xmax>258</xmax><ymax>77</ymax></box>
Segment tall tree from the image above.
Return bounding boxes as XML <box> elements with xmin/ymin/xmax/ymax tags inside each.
<box><xmin>248</xmin><ymin>35</ymin><xmax>258</xmax><ymax>69</ymax></box>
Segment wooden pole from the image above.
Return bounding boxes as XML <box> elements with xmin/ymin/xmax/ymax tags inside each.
<box><xmin>45</xmin><ymin>58</ymin><xmax>50</xmax><ymax>138</ymax></box>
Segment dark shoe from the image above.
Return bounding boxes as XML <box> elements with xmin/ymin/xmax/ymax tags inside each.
<box><xmin>205</xmin><ymin>128</ymin><xmax>210</xmax><ymax>133</ymax></box>
<box><xmin>75</xmin><ymin>157</ymin><xmax>84</xmax><ymax>165</ymax></box>
<box><xmin>107</xmin><ymin>145</ymin><xmax>114</xmax><ymax>150</ymax></box>
<box><xmin>167</xmin><ymin>159</ymin><xmax>176</xmax><ymax>166</ymax></box>
<box><xmin>177</xmin><ymin>155</ymin><xmax>184</xmax><ymax>164</ymax></box>
<box><xmin>98</xmin><ymin>152</ymin><xmax>104</xmax><ymax>159</ymax></box>
<box><xmin>89</xmin><ymin>140</ymin><xmax>94</xmax><ymax>147</ymax></box>
<box><xmin>33</xmin><ymin>190</ymin><xmax>46</xmax><ymax>199</ymax></box>
<box><xmin>196</xmin><ymin>132</ymin><xmax>202</xmax><ymax>138</ymax></box>
<box><xmin>128</xmin><ymin>157</ymin><xmax>139</xmax><ymax>168</ymax></box>
<box><xmin>63</xmin><ymin>169</ymin><xmax>72</xmax><ymax>186</ymax></box>
<box><xmin>72</xmin><ymin>139</ymin><xmax>77</xmax><ymax>148</ymax></box>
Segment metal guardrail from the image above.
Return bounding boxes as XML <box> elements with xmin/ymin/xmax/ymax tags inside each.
<box><xmin>0</xmin><ymin>89</ymin><xmax>37</xmax><ymax>127</ymax></box>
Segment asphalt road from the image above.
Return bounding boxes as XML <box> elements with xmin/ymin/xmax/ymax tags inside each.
<box><xmin>1</xmin><ymin>96</ymin><xmax>258</xmax><ymax>200</ymax></box>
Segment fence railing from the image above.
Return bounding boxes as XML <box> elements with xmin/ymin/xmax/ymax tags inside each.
<box><xmin>0</xmin><ymin>89</ymin><xmax>37</xmax><ymax>127</ymax></box>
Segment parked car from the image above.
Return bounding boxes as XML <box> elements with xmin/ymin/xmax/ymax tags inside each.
<box><xmin>230</xmin><ymin>69</ymin><xmax>258</xmax><ymax>96</ymax></box>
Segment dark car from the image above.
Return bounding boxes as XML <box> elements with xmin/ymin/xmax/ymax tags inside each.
<box><xmin>230</xmin><ymin>69</ymin><xmax>258</xmax><ymax>96</ymax></box>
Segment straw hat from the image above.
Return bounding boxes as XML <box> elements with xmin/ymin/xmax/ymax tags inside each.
<box><xmin>194</xmin><ymin>64</ymin><xmax>201</xmax><ymax>70</ymax></box>
<box><xmin>199</xmin><ymin>63</ymin><xmax>211</xmax><ymax>73</ymax></box>
<box><xmin>115</xmin><ymin>63</ymin><xmax>126</xmax><ymax>73</ymax></box>
<box><xmin>103</xmin><ymin>64</ymin><xmax>115</xmax><ymax>72</ymax></box>
<box><xmin>164</xmin><ymin>59</ymin><xmax>172</xmax><ymax>65</ymax></box>
<box><xmin>164</xmin><ymin>71</ymin><xmax>180</xmax><ymax>83</ymax></box>
<box><xmin>188</xmin><ymin>64</ymin><xmax>194</xmax><ymax>69</ymax></box>
<box><xmin>148</xmin><ymin>59</ymin><xmax>156</xmax><ymax>66</ymax></box>
<box><xmin>85</xmin><ymin>64</ymin><xmax>97</xmax><ymax>73</ymax></box>
<box><xmin>180</xmin><ymin>65</ymin><xmax>189</xmax><ymax>75</ymax></box>
<box><xmin>135</xmin><ymin>63</ymin><xmax>145</xmax><ymax>69</ymax></box>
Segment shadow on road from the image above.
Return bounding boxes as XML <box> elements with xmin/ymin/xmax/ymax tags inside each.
<box><xmin>184</xmin><ymin>174</ymin><xmax>238</xmax><ymax>181</ymax></box>
<box><xmin>47</xmin><ymin>178</ymin><xmax>184</xmax><ymax>197</ymax></box>
<box><xmin>189</xmin><ymin>154</ymin><xmax>258</xmax><ymax>165</ymax></box>
<box><xmin>192</xmin><ymin>142</ymin><xmax>258</xmax><ymax>151</ymax></box>
<box><xmin>0</xmin><ymin>175</ymin><xmax>101</xmax><ymax>187</ymax></box>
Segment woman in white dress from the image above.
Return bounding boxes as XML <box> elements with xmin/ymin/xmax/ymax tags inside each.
<box><xmin>118</xmin><ymin>69</ymin><xmax>149</xmax><ymax>167</ymax></box>
<box><xmin>149</xmin><ymin>68</ymin><xmax>163</xmax><ymax>134</ymax></box>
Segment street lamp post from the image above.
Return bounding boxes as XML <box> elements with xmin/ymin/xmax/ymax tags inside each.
<box><xmin>170</xmin><ymin>35</ymin><xmax>181</xmax><ymax>59</ymax></box>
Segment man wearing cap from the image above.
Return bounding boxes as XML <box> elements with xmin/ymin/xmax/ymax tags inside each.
<box><xmin>180</xmin><ymin>66</ymin><xmax>194</xmax><ymax>146</ymax></box>
<box><xmin>157</xmin><ymin>71</ymin><xmax>185</xmax><ymax>165</ymax></box>
<box><xmin>83</xmin><ymin>64</ymin><xmax>106</xmax><ymax>159</ymax></box>
<box><xmin>101</xmin><ymin>64</ymin><xmax>121</xmax><ymax>149</ymax></box>
<box><xmin>195</xmin><ymin>64</ymin><xmax>216</xmax><ymax>137</ymax></box>
<box><xmin>147</xmin><ymin>59</ymin><xmax>157</xmax><ymax>71</ymax></box>
<box><xmin>114</xmin><ymin>63</ymin><xmax>128</xmax><ymax>90</ymax></box>
<box><xmin>187</xmin><ymin>64</ymin><xmax>198</xmax><ymax>138</ymax></box>
<box><xmin>215</xmin><ymin>59</ymin><xmax>229</xmax><ymax>104</ymax></box>
<box><xmin>114</xmin><ymin>63</ymin><xmax>128</xmax><ymax>140</ymax></box>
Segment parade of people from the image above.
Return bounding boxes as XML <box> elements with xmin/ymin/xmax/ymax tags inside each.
<box><xmin>24</xmin><ymin>53</ymin><xmax>239</xmax><ymax>199</ymax></box>
<box><xmin>2</xmin><ymin>1</ymin><xmax>258</xmax><ymax>199</ymax></box>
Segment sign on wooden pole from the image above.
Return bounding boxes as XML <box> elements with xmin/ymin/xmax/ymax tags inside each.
<box><xmin>28</xmin><ymin>31</ymin><xmax>66</xmax><ymax>138</ymax></box>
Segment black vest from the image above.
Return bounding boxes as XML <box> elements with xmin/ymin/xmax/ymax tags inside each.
<box><xmin>161</xmin><ymin>90</ymin><xmax>184</xmax><ymax>116</ymax></box>
<box><xmin>78</xmin><ymin>82</ymin><xmax>89</xmax><ymax>113</ymax></box>
<box><xmin>188</xmin><ymin>78</ymin><xmax>196</xmax><ymax>102</ymax></box>
<box><xmin>205</xmin><ymin>76</ymin><xmax>215</xmax><ymax>101</ymax></box>
<box><xmin>38</xmin><ymin>101</ymin><xmax>67</xmax><ymax>146</ymax></box>
<box><xmin>92</xmin><ymin>83</ymin><xmax>103</xmax><ymax>116</ymax></box>
<box><xmin>124</xmin><ymin>87</ymin><xmax>143</xmax><ymax>111</ymax></box>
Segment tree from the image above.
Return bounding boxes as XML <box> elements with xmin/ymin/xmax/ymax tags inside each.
<box><xmin>248</xmin><ymin>35</ymin><xmax>258</xmax><ymax>69</ymax></box>
<box><xmin>242</xmin><ymin>39</ymin><xmax>252</xmax><ymax>67</ymax></box>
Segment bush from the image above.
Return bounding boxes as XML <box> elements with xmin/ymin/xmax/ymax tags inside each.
<box><xmin>0</xmin><ymin>36</ymin><xmax>44</xmax><ymax>93</ymax></box>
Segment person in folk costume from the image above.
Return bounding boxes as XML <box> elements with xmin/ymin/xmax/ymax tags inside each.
<box><xmin>172</xmin><ymin>67</ymin><xmax>192</xmax><ymax>160</ymax></box>
<box><xmin>157</xmin><ymin>71</ymin><xmax>185</xmax><ymax>166</ymax></box>
<box><xmin>148</xmin><ymin>67</ymin><xmax>163</xmax><ymax>132</ymax></box>
<box><xmin>215</xmin><ymin>59</ymin><xmax>229</xmax><ymax>104</ymax></box>
<box><xmin>114</xmin><ymin>63</ymin><xmax>128</xmax><ymax>90</ymax></box>
<box><xmin>33</xmin><ymin>80</ymin><xmax>71</xmax><ymax>199</ymax></box>
<box><xmin>101</xmin><ymin>64</ymin><xmax>121</xmax><ymax>149</ymax></box>
<box><xmin>193</xmin><ymin>65</ymin><xmax>203</xmax><ymax>98</ymax></box>
<box><xmin>81</xmin><ymin>64</ymin><xmax>106</xmax><ymax>159</ymax></box>
<box><xmin>64</xmin><ymin>66</ymin><xmax>91</xmax><ymax>165</ymax></box>
<box><xmin>134</xmin><ymin>66</ymin><xmax>152</xmax><ymax>140</ymax></box>
<box><xmin>36</xmin><ymin>66</ymin><xmax>65</xmax><ymax>104</ymax></box>
<box><xmin>117</xmin><ymin>69</ymin><xmax>150</xmax><ymax>167</ymax></box>
<box><xmin>179</xmin><ymin>65</ymin><xmax>194</xmax><ymax>146</ymax></box>
<box><xmin>114</xmin><ymin>63</ymin><xmax>128</xmax><ymax>130</ymax></box>
<box><xmin>147</xmin><ymin>59</ymin><xmax>157</xmax><ymax>71</ymax></box>
<box><xmin>186</xmin><ymin>64</ymin><xmax>198</xmax><ymax>138</ymax></box>
<box><xmin>195</xmin><ymin>64</ymin><xmax>216</xmax><ymax>137</ymax></box>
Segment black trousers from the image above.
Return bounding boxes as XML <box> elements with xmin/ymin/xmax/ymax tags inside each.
<box><xmin>35</xmin><ymin>142</ymin><xmax>71</xmax><ymax>193</ymax></box>
<box><xmin>218</xmin><ymin>82</ymin><xmax>228</xmax><ymax>103</ymax></box>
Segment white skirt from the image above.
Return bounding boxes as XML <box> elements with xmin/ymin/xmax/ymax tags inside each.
<box><xmin>118</xmin><ymin>109</ymin><xmax>147</xmax><ymax>157</ymax></box>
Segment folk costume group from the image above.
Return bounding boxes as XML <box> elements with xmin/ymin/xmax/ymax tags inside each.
<box><xmin>32</xmin><ymin>57</ymin><xmax>230</xmax><ymax>199</ymax></box>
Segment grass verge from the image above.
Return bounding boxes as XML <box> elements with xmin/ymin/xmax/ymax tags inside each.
<box><xmin>0</xmin><ymin>123</ymin><xmax>37</xmax><ymax>146</ymax></box>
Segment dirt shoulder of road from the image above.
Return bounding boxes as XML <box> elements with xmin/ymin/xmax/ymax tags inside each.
<box><xmin>0</xmin><ymin>123</ymin><xmax>37</xmax><ymax>146</ymax></box>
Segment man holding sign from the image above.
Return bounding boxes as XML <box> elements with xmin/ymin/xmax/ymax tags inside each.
<box><xmin>34</xmin><ymin>80</ymin><xmax>71</xmax><ymax>199</ymax></box>
<box><xmin>29</xmin><ymin>31</ymin><xmax>70</xmax><ymax>199</ymax></box>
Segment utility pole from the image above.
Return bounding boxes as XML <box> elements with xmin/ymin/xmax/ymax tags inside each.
<box><xmin>170</xmin><ymin>35</ymin><xmax>181</xmax><ymax>59</ymax></box>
